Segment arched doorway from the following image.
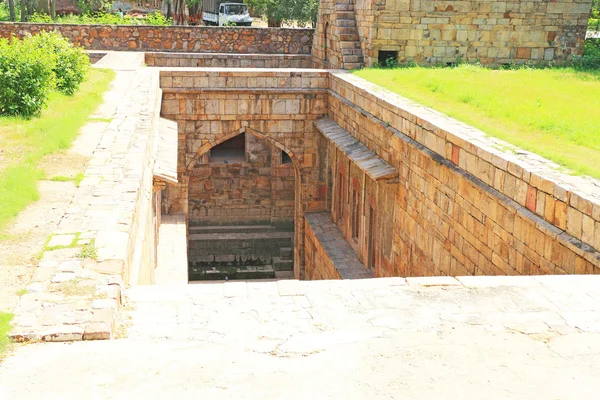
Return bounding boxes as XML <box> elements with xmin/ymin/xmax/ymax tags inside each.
<box><xmin>186</xmin><ymin>128</ymin><xmax>301</xmax><ymax>281</ymax></box>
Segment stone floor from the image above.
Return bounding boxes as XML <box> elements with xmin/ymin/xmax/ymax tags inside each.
<box><xmin>154</xmin><ymin>214</ymin><xmax>188</xmax><ymax>285</ymax></box>
<box><xmin>1</xmin><ymin>275</ymin><xmax>600</xmax><ymax>399</ymax></box>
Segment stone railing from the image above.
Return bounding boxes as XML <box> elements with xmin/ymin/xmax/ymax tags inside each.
<box><xmin>0</xmin><ymin>23</ymin><xmax>314</xmax><ymax>54</ymax></box>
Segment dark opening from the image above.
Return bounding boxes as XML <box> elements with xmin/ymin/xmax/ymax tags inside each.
<box><xmin>338</xmin><ymin>174</ymin><xmax>343</xmax><ymax>221</ymax></box>
<box><xmin>324</xmin><ymin>22</ymin><xmax>330</xmax><ymax>62</ymax></box>
<box><xmin>351</xmin><ymin>188</ymin><xmax>360</xmax><ymax>240</ymax></box>
<box><xmin>368</xmin><ymin>206</ymin><xmax>375</xmax><ymax>270</ymax></box>
<box><xmin>282</xmin><ymin>151</ymin><xmax>293</xmax><ymax>165</ymax></box>
<box><xmin>209</xmin><ymin>133</ymin><xmax>246</xmax><ymax>163</ymax></box>
<box><xmin>378</xmin><ymin>50</ymin><xmax>398</xmax><ymax>67</ymax></box>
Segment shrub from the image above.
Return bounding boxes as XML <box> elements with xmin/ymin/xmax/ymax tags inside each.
<box><xmin>0</xmin><ymin>37</ymin><xmax>56</xmax><ymax>117</ymax></box>
<box><xmin>28</xmin><ymin>12</ymin><xmax>53</xmax><ymax>23</ymax></box>
<box><xmin>27</xmin><ymin>31</ymin><xmax>90</xmax><ymax>95</ymax></box>
<box><xmin>573</xmin><ymin>38</ymin><xmax>600</xmax><ymax>70</ymax></box>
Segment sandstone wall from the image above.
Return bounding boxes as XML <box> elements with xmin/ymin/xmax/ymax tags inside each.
<box><xmin>188</xmin><ymin>137</ymin><xmax>295</xmax><ymax>227</ymax></box>
<box><xmin>159</xmin><ymin>69</ymin><xmax>331</xmax><ymax>279</ymax></box>
<box><xmin>304</xmin><ymin>218</ymin><xmax>342</xmax><ymax>280</ymax></box>
<box><xmin>326</xmin><ymin>72</ymin><xmax>600</xmax><ymax>277</ymax></box>
<box><xmin>145</xmin><ymin>53</ymin><xmax>313</xmax><ymax>68</ymax></box>
<box><xmin>0</xmin><ymin>23</ymin><xmax>313</xmax><ymax>54</ymax></box>
<box><xmin>313</xmin><ymin>0</ymin><xmax>592</xmax><ymax>67</ymax></box>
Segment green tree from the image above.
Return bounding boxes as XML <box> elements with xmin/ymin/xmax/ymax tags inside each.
<box><xmin>246</xmin><ymin>0</ymin><xmax>318</xmax><ymax>27</ymax></box>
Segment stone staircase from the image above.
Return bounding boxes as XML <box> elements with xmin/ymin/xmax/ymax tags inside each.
<box><xmin>272</xmin><ymin>246</ymin><xmax>294</xmax><ymax>279</ymax></box>
<box><xmin>335</xmin><ymin>2</ymin><xmax>364</xmax><ymax>70</ymax></box>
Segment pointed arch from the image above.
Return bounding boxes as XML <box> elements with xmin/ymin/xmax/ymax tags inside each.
<box><xmin>186</xmin><ymin>127</ymin><xmax>302</xmax><ymax>172</ymax></box>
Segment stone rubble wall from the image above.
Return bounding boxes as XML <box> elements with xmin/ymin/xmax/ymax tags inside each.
<box><xmin>145</xmin><ymin>52</ymin><xmax>313</xmax><ymax>68</ymax></box>
<box><xmin>0</xmin><ymin>23</ymin><xmax>314</xmax><ymax>54</ymax></box>
<box><xmin>327</xmin><ymin>71</ymin><xmax>600</xmax><ymax>277</ymax></box>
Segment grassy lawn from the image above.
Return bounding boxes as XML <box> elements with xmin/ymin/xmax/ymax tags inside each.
<box><xmin>353</xmin><ymin>65</ymin><xmax>600</xmax><ymax>179</ymax></box>
<box><xmin>0</xmin><ymin>312</ymin><xmax>13</xmax><ymax>359</ymax></box>
<box><xmin>0</xmin><ymin>68</ymin><xmax>115</xmax><ymax>233</ymax></box>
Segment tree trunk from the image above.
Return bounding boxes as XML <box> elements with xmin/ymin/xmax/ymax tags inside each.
<box><xmin>267</xmin><ymin>17</ymin><xmax>281</xmax><ymax>27</ymax></box>
<box><xmin>172</xmin><ymin>0</ymin><xmax>188</xmax><ymax>25</ymax></box>
<box><xmin>19</xmin><ymin>0</ymin><xmax>26</xmax><ymax>21</ymax></box>
<box><xmin>50</xmin><ymin>0</ymin><xmax>55</xmax><ymax>19</ymax></box>
<box><xmin>8</xmin><ymin>0</ymin><xmax>15</xmax><ymax>21</ymax></box>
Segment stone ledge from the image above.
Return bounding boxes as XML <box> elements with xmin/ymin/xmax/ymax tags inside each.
<box><xmin>305</xmin><ymin>212</ymin><xmax>375</xmax><ymax>280</ymax></box>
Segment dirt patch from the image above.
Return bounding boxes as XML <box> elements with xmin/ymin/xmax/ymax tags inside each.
<box><xmin>38</xmin><ymin>151</ymin><xmax>89</xmax><ymax>180</ymax></box>
<box><xmin>0</xmin><ymin>181</ymin><xmax>77</xmax><ymax>312</ymax></box>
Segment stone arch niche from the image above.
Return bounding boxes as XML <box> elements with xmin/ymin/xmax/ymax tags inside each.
<box><xmin>158</xmin><ymin>70</ymin><xmax>330</xmax><ymax>280</ymax></box>
<box><xmin>185</xmin><ymin>128</ymin><xmax>301</xmax><ymax>281</ymax></box>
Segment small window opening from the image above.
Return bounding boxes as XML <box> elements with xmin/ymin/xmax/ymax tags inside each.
<box><xmin>209</xmin><ymin>133</ymin><xmax>246</xmax><ymax>164</ymax></box>
<box><xmin>336</xmin><ymin>172</ymin><xmax>344</xmax><ymax>222</ymax></box>
<box><xmin>378</xmin><ymin>50</ymin><xmax>398</xmax><ymax>67</ymax></box>
<box><xmin>351</xmin><ymin>188</ymin><xmax>360</xmax><ymax>240</ymax></box>
<box><xmin>282</xmin><ymin>151</ymin><xmax>292</xmax><ymax>165</ymax></box>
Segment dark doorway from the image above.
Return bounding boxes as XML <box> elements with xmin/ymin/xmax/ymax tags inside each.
<box><xmin>378</xmin><ymin>50</ymin><xmax>398</xmax><ymax>67</ymax></box>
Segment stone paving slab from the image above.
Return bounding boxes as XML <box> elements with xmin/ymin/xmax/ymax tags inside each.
<box><xmin>1</xmin><ymin>276</ymin><xmax>600</xmax><ymax>399</ymax></box>
<box><xmin>7</xmin><ymin>57</ymin><xmax>160</xmax><ymax>342</ymax></box>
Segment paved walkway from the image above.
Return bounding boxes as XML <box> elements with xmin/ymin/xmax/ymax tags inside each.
<box><xmin>1</xmin><ymin>275</ymin><xmax>599</xmax><ymax>399</ymax></box>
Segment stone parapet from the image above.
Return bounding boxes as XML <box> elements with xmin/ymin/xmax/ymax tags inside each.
<box><xmin>0</xmin><ymin>23</ymin><xmax>314</xmax><ymax>54</ymax></box>
<box><xmin>145</xmin><ymin>52</ymin><xmax>313</xmax><ymax>68</ymax></box>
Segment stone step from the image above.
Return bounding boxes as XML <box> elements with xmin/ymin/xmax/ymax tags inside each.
<box><xmin>337</xmin><ymin>19</ymin><xmax>357</xmax><ymax>27</ymax></box>
<box><xmin>339</xmin><ymin>41</ymin><xmax>361</xmax><ymax>49</ymax></box>
<box><xmin>274</xmin><ymin>270</ymin><xmax>295</xmax><ymax>279</ymax></box>
<box><xmin>272</xmin><ymin>257</ymin><xmax>293</xmax><ymax>271</ymax></box>
<box><xmin>342</xmin><ymin>55</ymin><xmax>364</xmax><ymax>63</ymax></box>
<box><xmin>188</xmin><ymin>224</ymin><xmax>276</xmax><ymax>234</ymax></box>
<box><xmin>339</xmin><ymin>34</ymin><xmax>360</xmax><ymax>41</ymax></box>
<box><xmin>341</xmin><ymin>48</ymin><xmax>364</xmax><ymax>56</ymax></box>
<box><xmin>335</xmin><ymin>3</ymin><xmax>354</xmax><ymax>11</ymax></box>
<box><xmin>338</xmin><ymin>27</ymin><xmax>357</xmax><ymax>35</ymax></box>
<box><xmin>336</xmin><ymin>11</ymin><xmax>356</xmax><ymax>20</ymax></box>
<box><xmin>343</xmin><ymin>62</ymin><xmax>363</xmax><ymax>70</ymax></box>
<box><xmin>279</xmin><ymin>247</ymin><xmax>293</xmax><ymax>259</ymax></box>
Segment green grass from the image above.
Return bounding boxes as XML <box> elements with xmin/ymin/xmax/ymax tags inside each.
<box><xmin>353</xmin><ymin>65</ymin><xmax>600</xmax><ymax>179</ymax></box>
<box><xmin>0</xmin><ymin>312</ymin><xmax>14</xmax><ymax>359</ymax></box>
<box><xmin>50</xmin><ymin>172</ymin><xmax>85</xmax><ymax>186</ymax></box>
<box><xmin>0</xmin><ymin>68</ymin><xmax>115</xmax><ymax>232</ymax></box>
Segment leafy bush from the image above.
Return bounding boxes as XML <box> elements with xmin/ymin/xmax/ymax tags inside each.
<box><xmin>573</xmin><ymin>39</ymin><xmax>600</xmax><ymax>70</ymax></box>
<box><xmin>0</xmin><ymin>37</ymin><xmax>56</xmax><ymax>117</ymax></box>
<box><xmin>27</xmin><ymin>31</ymin><xmax>90</xmax><ymax>95</ymax></box>
<box><xmin>0</xmin><ymin>3</ymin><xmax>10</xmax><ymax>21</ymax></box>
<box><xmin>28</xmin><ymin>12</ymin><xmax>53</xmax><ymax>23</ymax></box>
<box><xmin>27</xmin><ymin>11</ymin><xmax>172</xmax><ymax>26</ymax></box>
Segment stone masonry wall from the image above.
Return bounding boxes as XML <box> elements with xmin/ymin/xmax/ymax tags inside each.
<box><xmin>326</xmin><ymin>71</ymin><xmax>600</xmax><ymax>277</ymax></box>
<box><xmin>145</xmin><ymin>53</ymin><xmax>313</xmax><ymax>68</ymax></box>
<box><xmin>0</xmin><ymin>23</ymin><xmax>313</xmax><ymax>54</ymax></box>
<box><xmin>313</xmin><ymin>0</ymin><xmax>592</xmax><ymax>67</ymax></box>
<box><xmin>188</xmin><ymin>137</ymin><xmax>295</xmax><ymax>227</ymax></box>
<box><xmin>159</xmin><ymin>69</ymin><xmax>330</xmax><ymax>279</ymax></box>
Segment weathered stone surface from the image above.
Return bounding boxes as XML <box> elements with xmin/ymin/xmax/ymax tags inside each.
<box><xmin>88</xmin><ymin>260</ymin><xmax>124</xmax><ymax>275</ymax></box>
<box><xmin>313</xmin><ymin>0</ymin><xmax>591</xmax><ymax>67</ymax></box>
<box><xmin>41</xmin><ymin>325</ymin><xmax>84</xmax><ymax>342</ymax></box>
<box><xmin>83</xmin><ymin>323</ymin><xmax>111</xmax><ymax>340</ymax></box>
